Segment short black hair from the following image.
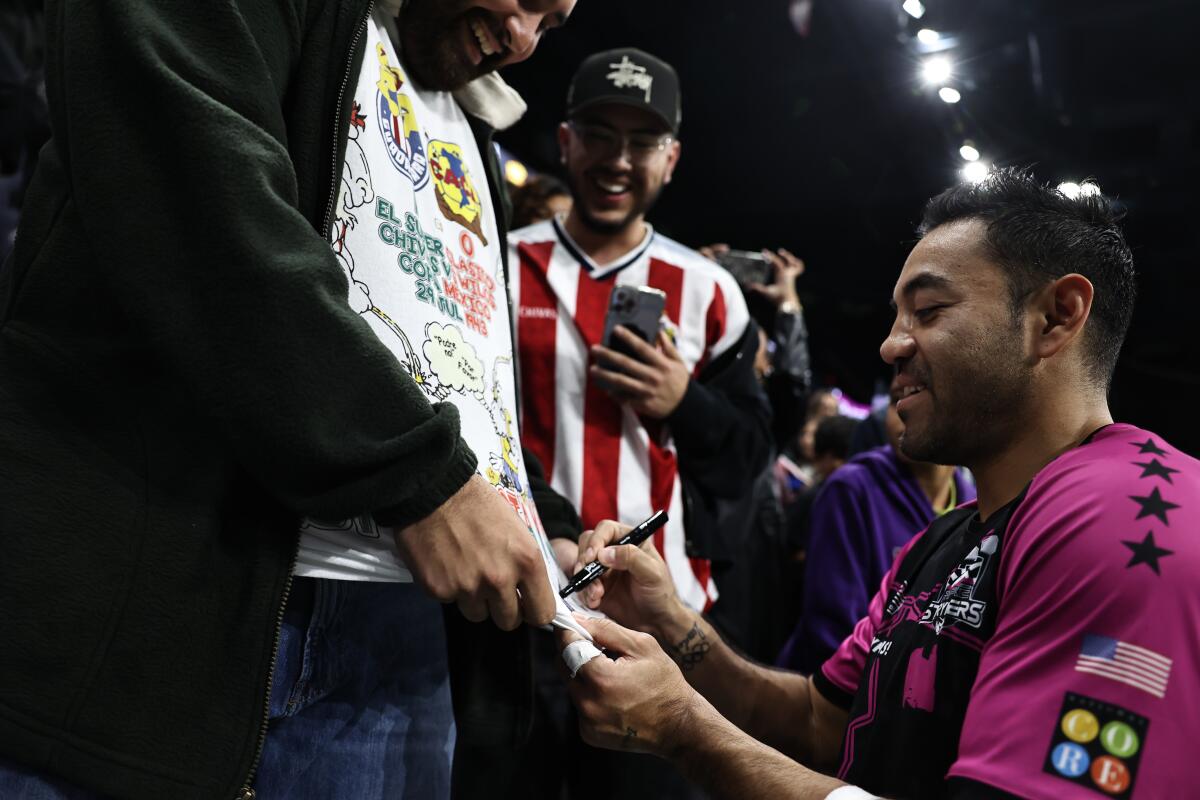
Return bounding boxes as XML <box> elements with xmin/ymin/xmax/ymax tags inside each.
<box><xmin>918</xmin><ymin>167</ymin><xmax>1136</xmax><ymax>388</ymax></box>
<box><xmin>813</xmin><ymin>415</ymin><xmax>857</xmax><ymax>461</ymax></box>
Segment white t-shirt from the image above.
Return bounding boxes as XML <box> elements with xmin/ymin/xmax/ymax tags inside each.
<box><xmin>295</xmin><ymin>15</ymin><xmax>544</xmax><ymax>583</ymax></box>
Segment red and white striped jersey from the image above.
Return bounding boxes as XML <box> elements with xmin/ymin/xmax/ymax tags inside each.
<box><xmin>509</xmin><ymin>218</ymin><xmax>751</xmax><ymax>611</ymax></box>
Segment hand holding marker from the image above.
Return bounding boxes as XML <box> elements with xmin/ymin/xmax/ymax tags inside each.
<box><xmin>559</xmin><ymin>510</ymin><xmax>668</xmax><ymax>599</ymax></box>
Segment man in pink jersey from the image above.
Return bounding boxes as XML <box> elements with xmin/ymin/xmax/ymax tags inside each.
<box><xmin>558</xmin><ymin>168</ymin><xmax>1199</xmax><ymax>799</ymax></box>
<box><xmin>509</xmin><ymin>48</ymin><xmax>773</xmax><ymax>613</ymax></box>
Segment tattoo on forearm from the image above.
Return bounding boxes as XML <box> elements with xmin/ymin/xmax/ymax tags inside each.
<box><xmin>671</xmin><ymin>622</ymin><xmax>711</xmax><ymax>671</ymax></box>
<box><xmin>622</xmin><ymin>726</ymin><xmax>638</xmax><ymax>749</ymax></box>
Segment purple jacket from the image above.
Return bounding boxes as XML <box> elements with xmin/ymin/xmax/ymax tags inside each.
<box><xmin>776</xmin><ymin>445</ymin><xmax>975</xmax><ymax>673</ymax></box>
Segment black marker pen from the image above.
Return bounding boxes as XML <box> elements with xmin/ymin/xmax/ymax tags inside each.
<box><xmin>559</xmin><ymin>510</ymin><xmax>668</xmax><ymax>599</ymax></box>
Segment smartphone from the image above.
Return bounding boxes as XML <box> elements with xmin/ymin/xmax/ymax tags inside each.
<box><xmin>715</xmin><ymin>249</ymin><xmax>773</xmax><ymax>288</ymax></box>
<box><xmin>602</xmin><ymin>285</ymin><xmax>666</xmax><ymax>358</ymax></box>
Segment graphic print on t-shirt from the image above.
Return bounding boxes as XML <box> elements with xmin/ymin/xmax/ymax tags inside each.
<box><xmin>294</xmin><ymin>16</ymin><xmax>538</xmax><ymax>584</ymax></box>
<box><xmin>375</xmin><ymin>44</ymin><xmax>428</xmax><ymax>189</ymax></box>
<box><xmin>429</xmin><ymin>139</ymin><xmax>488</xmax><ymax>244</ymax></box>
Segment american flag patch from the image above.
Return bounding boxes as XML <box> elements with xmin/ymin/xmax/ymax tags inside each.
<box><xmin>1075</xmin><ymin>634</ymin><xmax>1172</xmax><ymax>698</ymax></box>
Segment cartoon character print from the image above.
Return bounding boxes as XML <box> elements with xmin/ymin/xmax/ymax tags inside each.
<box><xmin>333</xmin><ymin>101</ymin><xmax>375</xmax><ymax>313</ymax></box>
<box><xmin>482</xmin><ymin>356</ymin><xmax>524</xmax><ymax>495</ymax></box>
<box><xmin>375</xmin><ymin>44</ymin><xmax>428</xmax><ymax>188</ymax></box>
<box><xmin>429</xmin><ymin>139</ymin><xmax>488</xmax><ymax>244</ymax></box>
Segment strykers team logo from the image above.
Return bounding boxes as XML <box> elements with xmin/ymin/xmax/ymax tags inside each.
<box><xmin>375</xmin><ymin>44</ymin><xmax>429</xmax><ymax>188</ymax></box>
<box><xmin>920</xmin><ymin>533</ymin><xmax>998</xmax><ymax>633</ymax></box>
<box><xmin>429</xmin><ymin>140</ymin><xmax>487</xmax><ymax>244</ymax></box>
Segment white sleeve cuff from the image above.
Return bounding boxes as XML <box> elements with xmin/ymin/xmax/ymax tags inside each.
<box><xmin>825</xmin><ymin>786</ymin><xmax>881</xmax><ymax>800</ymax></box>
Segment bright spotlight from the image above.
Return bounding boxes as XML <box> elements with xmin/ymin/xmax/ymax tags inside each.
<box><xmin>504</xmin><ymin>159</ymin><xmax>529</xmax><ymax>187</ymax></box>
<box><xmin>962</xmin><ymin>161</ymin><xmax>990</xmax><ymax>183</ymax></box>
<box><xmin>938</xmin><ymin>86</ymin><xmax>962</xmax><ymax>104</ymax></box>
<box><xmin>1059</xmin><ymin>181</ymin><xmax>1102</xmax><ymax>199</ymax></box>
<box><xmin>959</xmin><ymin>144</ymin><xmax>980</xmax><ymax>162</ymax></box>
<box><xmin>903</xmin><ymin>0</ymin><xmax>926</xmax><ymax>19</ymax></box>
<box><xmin>923</xmin><ymin>57</ymin><xmax>952</xmax><ymax>85</ymax></box>
<box><xmin>917</xmin><ymin>28</ymin><xmax>940</xmax><ymax>44</ymax></box>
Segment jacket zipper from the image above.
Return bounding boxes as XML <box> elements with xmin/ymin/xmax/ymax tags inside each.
<box><xmin>235</xmin><ymin>543</ymin><xmax>299</xmax><ymax>800</ymax></box>
<box><xmin>237</xmin><ymin>6</ymin><xmax>375</xmax><ymax>797</ymax></box>
<box><xmin>321</xmin><ymin>0</ymin><xmax>376</xmax><ymax>241</ymax></box>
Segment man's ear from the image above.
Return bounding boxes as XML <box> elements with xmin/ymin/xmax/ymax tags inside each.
<box><xmin>1032</xmin><ymin>273</ymin><xmax>1094</xmax><ymax>359</ymax></box>
<box><xmin>557</xmin><ymin>121</ymin><xmax>570</xmax><ymax>164</ymax></box>
<box><xmin>662</xmin><ymin>139</ymin><xmax>682</xmax><ymax>184</ymax></box>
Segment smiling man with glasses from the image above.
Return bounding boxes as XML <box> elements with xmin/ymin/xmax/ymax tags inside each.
<box><xmin>509</xmin><ymin>47</ymin><xmax>773</xmax><ymax>795</ymax></box>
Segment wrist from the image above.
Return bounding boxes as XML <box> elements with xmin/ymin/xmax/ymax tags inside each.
<box><xmin>650</xmin><ymin>597</ymin><xmax>695</xmax><ymax>644</ymax></box>
<box><xmin>660</xmin><ymin>687</ymin><xmax>719</xmax><ymax>763</ymax></box>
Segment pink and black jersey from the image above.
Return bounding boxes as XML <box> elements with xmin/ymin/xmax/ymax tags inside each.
<box><xmin>814</xmin><ymin>424</ymin><xmax>1200</xmax><ymax>799</ymax></box>
<box><xmin>509</xmin><ymin>218</ymin><xmax>751</xmax><ymax>611</ymax></box>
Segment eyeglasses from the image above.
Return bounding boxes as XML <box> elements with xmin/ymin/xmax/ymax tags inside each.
<box><xmin>568</xmin><ymin>121</ymin><xmax>674</xmax><ymax>164</ymax></box>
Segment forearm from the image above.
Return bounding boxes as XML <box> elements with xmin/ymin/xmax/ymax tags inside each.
<box><xmin>654</xmin><ymin>603</ymin><xmax>833</xmax><ymax>766</ymax></box>
<box><xmin>670</xmin><ymin>694</ymin><xmax>845</xmax><ymax>800</ymax></box>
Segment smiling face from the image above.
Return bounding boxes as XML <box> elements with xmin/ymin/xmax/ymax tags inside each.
<box><xmin>558</xmin><ymin>104</ymin><xmax>681</xmax><ymax>235</ymax></box>
<box><xmin>880</xmin><ymin>218</ymin><xmax>1036</xmax><ymax>467</ymax></box>
<box><xmin>399</xmin><ymin>0</ymin><xmax>573</xmax><ymax>91</ymax></box>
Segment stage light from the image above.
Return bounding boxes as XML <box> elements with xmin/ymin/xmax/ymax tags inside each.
<box><xmin>959</xmin><ymin>144</ymin><xmax>980</xmax><ymax>162</ymax></box>
<box><xmin>938</xmin><ymin>87</ymin><xmax>962</xmax><ymax>103</ymax></box>
<box><xmin>505</xmin><ymin>159</ymin><xmax>529</xmax><ymax>186</ymax></box>
<box><xmin>1059</xmin><ymin>181</ymin><xmax>1101</xmax><ymax>199</ymax></box>
<box><xmin>903</xmin><ymin>0</ymin><xmax>926</xmax><ymax>19</ymax></box>
<box><xmin>962</xmin><ymin>161</ymin><xmax>990</xmax><ymax>183</ymax></box>
<box><xmin>917</xmin><ymin>28</ymin><xmax>940</xmax><ymax>44</ymax></box>
<box><xmin>923</xmin><ymin>57</ymin><xmax>952</xmax><ymax>85</ymax></box>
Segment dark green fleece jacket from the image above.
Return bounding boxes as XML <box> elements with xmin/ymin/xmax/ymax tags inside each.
<box><xmin>0</xmin><ymin>0</ymin><xmax>505</xmax><ymax>797</ymax></box>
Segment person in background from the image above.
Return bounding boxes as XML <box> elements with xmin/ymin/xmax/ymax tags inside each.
<box><xmin>509</xmin><ymin>172</ymin><xmax>572</xmax><ymax>229</ymax></box>
<box><xmin>776</xmin><ymin>377</ymin><xmax>976</xmax><ymax>674</ymax></box>
<box><xmin>510</xmin><ymin>46</ymin><xmax>771</xmax><ymax>800</ymax></box>
<box><xmin>702</xmin><ymin>242</ymin><xmax>814</xmax><ymax>450</ymax></box>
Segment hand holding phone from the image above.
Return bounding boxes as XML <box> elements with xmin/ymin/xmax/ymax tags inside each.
<box><xmin>590</xmin><ymin>285</ymin><xmax>690</xmax><ymax>419</ymax></box>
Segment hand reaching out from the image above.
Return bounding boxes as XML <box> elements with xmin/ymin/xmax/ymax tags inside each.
<box><xmin>748</xmin><ymin>248</ymin><xmax>805</xmax><ymax>311</ymax></box>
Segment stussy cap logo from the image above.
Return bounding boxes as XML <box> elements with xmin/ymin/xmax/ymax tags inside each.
<box><xmin>606</xmin><ymin>55</ymin><xmax>652</xmax><ymax>102</ymax></box>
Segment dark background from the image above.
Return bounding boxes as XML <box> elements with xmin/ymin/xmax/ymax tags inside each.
<box><xmin>497</xmin><ymin>0</ymin><xmax>1200</xmax><ymax>454</ymax></box>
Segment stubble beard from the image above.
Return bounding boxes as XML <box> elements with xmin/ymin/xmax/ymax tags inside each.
<box><xmin>899</xmin><ymin>322</ymin><xmax>1033</xmax><ymax>468</ymax></box>
<box><xmin>399</xmin><ymin>0</ymin><xmax>493</xmax><ymax>91</ymax></box>
<box><xmin>566</xmin><ymin>170</ymin><xmax>665</xmax><ymax>237</ymax></box>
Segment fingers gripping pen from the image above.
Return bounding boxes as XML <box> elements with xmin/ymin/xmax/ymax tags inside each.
<box><xmin>559</xmin><ymin>510</ymin><xmax>668</xmax><ymax>599</ymax></box>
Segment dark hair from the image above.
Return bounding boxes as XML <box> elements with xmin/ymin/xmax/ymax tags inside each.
<box><xmin>918</xmin><ymin>167</ymin><xmax>1135</xmax><ymax>387</ymax></box>
<box><xmin>509</xmin><ymin>174</ymin><xmax>570</xmax><ymax>229</ymax></box>
<box><xmin>813</xmin><ymin>415</ymin><xmax>857</xmax><ymax>461</ymax></box>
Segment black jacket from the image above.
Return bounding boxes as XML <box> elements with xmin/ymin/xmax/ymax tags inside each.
<box><xmin>0</xmin><ymin>1</ymin><xmax>544</xmax><ymax>796</ymax></box>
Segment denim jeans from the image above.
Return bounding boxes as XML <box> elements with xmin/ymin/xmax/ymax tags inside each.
<box><xmin>0</xmin><ymin>578</ymin><xmax>454</xmax><ymax>800</ymax></box>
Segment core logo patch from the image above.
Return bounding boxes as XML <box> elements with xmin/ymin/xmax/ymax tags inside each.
<box><xmin>1043</xmin><ymin>692</ymin><xmax>1148</xmax><ymax>797</ymax></box>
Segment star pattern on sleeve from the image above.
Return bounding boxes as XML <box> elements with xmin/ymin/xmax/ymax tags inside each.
<box><xmin>1128</xmin><ymin>486</ymin><xmax>1180</xmax><ymax>526</ymax></box>
<box><xmin>1130</xmin><ymin>438</ymin><xmax>1168</xmax><ymax>456</ymax></box>
<box><xmin>1131</xmin><ymin>458</ymin><xmax>1180</xmax><ymax>484</ymax></box>
<box><xmin>1122</xmin><ymin>531</ymin><xmax>1174</xmax><ymax>575</ymax></box>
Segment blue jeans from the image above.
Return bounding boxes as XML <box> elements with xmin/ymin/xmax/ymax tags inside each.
<box><xmin>0</xmin><ymin>578</ymin><xmax>455</xmax><ymax>799</ymax></box>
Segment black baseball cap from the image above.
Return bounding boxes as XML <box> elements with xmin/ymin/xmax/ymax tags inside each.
<box><xmin>566</xmin><ymin>48</ymin><xmax>681</xmax><ymax>134</ymax></box>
